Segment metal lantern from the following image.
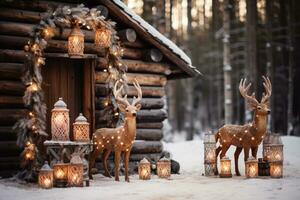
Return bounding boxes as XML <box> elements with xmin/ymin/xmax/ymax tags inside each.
<box><xmin>68</xmin><ymin>25</ymin><xmax>84</xmax><ymax>58</ymax></box>
<box><xmin>38</xmin><ymin>161</ymin><xmax>53</xmax><ymax>189</ymax></box>
<box><xmin>138</xmin><ymin>158</ymin><xmax>151</xmax><ymax>180</ymax></box>
<box><xmin>258</xmin><ymin>158</ymin><xmax>270</xmax><ymax>176</ymax></box>
<box><xmin>219</xmin><ymin>157</ymin><xmax>232</xmax><ymax>178</ymax></box>
<box><xmin>156</xmin><ymin>157</ymin><xmax>171</xmax><ymax>179</ymax></box>
<box><xmin>269</xmin><ymin>161</ymin><xmax>283</xmax><ymax>178</ymax></box>
<box><xmin>204</xmin><ymin>132</ymin><xmax>216</xmax><ymax>176</ymax></box>
<box><xmin>263</xmin><ymin>133</ymin><xmax>283</xmax><ymax>162</ymax></box>
<box><xmin>95</xmin><ymin>27</ymin><xmax>111</xmax><ymax>48</ymax></box>
<box><xmin>51</xmin><ymin>98</ymin><xmax>69</xmax><ymax>141</ymax></box>
<box><xmin>245</xmin><ymin>157</ymin><xmax>258</xmax><ymax>178</ymax></box>
<box><xmin>68</xmin><ymin>154</ymin><xmax>84</xmax><ymax>187</ymax></box>
<box><xmin>73</xmin><ymin>113</ymin><xmax>90</xmax><ymax>142</ymax></box>
<box><xmin>53</xmin><ymin>162</ymin><xmax>69</xmax><ymax>187</ymax></box>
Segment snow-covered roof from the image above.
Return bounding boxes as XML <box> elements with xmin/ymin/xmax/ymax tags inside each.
<box><xmin>110</xmin><ymin>0</ymin><xmax>200</xmax><ymax>76</ymax></box>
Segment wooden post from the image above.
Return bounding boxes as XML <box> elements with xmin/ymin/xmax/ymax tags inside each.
<box><xmin>223</xmin><ymin>0</ymin><xmax>233</xmax><ymax>124</ymax></box>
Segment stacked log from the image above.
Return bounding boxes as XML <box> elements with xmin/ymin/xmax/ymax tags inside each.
<box><xmin>0</xmin><ymin>0</ymin><xmax>172</xmax><ymax>176</ymax></box>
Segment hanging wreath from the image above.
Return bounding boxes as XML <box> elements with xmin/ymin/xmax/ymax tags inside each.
<box><xmin>13</xmin><ymin>4</ymin><xmax>127</xmax><ymax>181</ymax></box>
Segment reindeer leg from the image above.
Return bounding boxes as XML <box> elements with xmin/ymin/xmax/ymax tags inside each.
<box><xmin>114</xmin><ymin>150</ymin><xmax>121</xmax><ymax>181</ymax></box>
<box><xmin>103</xmin><ymin>149</ymin><xmax>112</xmax><ymax>178</ymax></box>
<box><xmin>251</xmin><ymin>146</ymin><xmax>258</xmax><ymax>158</ymax></box>
<box><xmin>215</xmin><ymin>146</ymin><xmax>222</xmax><ymax>175</ymax></box>
<box><xmin>220</xmin><ymin>145</ymin><xmax>230</xmax><ymax>159</ymax></box>
<box><xmin>244</xmin><ymin>147</ymin><xmax>250</xmax><ymax>162</ymax></box>
<box><xmin>234</xmin><ymin>147</ymin><xmax>243</xmax><ymax>176</ymax></box>
<box><xmin>124</xmin><ymin>148</ymin><xmax>131</xmax><ymax>182</ymax></box>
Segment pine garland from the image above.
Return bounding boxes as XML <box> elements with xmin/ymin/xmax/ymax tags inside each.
<box><xmin>13</xmin><ymin>4</ymin><xmax>127</xmax><ymax>181</ymax></box>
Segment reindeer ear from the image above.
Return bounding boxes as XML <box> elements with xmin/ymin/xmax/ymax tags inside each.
<box><xmin>135</xmin><ymin>103</ymin><xmax>142</xmax><ymax>111</ymax></box>
<box><xmin>118</xmin><ymin>104</ymin><xmax>127</xmax><ymax>112</ymax></box>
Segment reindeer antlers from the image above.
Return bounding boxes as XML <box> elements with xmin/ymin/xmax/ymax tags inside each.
<box><xmin>113</xmin><ymin>79</ymin><xmax>142</xmax><ymax>107</ymax></box>
<box><xmin>261</xmin><ymin>76</ymin><xmax>272</xmax><ymax>104</ymax></box>
<box><xmin>113</xmin><ymin>80</ymin><xmax>130</xmax><ymax>106</ymax></box>
<box><xmin>239</xmin><ymin>78</ymin><xmax>259</xmax><ymax>106</ymax></box>
<box><xmin>132</xmin><ymin>79</ymin><xmax>142</xmax><ymax>106</ymax></box>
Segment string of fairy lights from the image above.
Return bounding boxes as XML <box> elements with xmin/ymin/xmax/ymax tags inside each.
<box><xmin>13</xmin><ymin>4</ymin><xmax>127</xmax><ymax>180</ymax></box>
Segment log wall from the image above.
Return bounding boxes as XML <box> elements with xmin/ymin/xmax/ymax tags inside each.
<box><xmin>0</xmin><ymin>0</ymin><xmax>173</xmax><ymax>176</ymax></box>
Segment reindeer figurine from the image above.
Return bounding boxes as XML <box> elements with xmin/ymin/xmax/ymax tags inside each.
<box><xmin>90</xmin><ymin>79</ymin><xmax>142</xmax><ymax>182</ymax></box>
<box><xmin>215</xmin><ymin>76</ymin><xmax>272</xmax><ymax>176</ymax></box>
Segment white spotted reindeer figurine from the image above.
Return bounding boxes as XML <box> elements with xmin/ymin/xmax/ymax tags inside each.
<box><xmin>215</xmin><ymin>76</ymin><xmax>272</xmax><ymax>176</ymax></box>
<box><xmin>90</xmin><ymin>79</ymin><xmax>142</xmax><ymax>182</ymax></box>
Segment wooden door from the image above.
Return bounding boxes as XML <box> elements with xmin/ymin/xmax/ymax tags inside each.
<box><xmin>42</xmin><ymin>58</ymin><xmax>95</xmax><ymax>139</ymax></box>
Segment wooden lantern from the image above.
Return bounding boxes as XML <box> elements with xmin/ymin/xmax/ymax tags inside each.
<box><xmin>51</xmin><ymin>98</ymin><xmax>69</xmax><ymax>141</ymax></box>
<box><xmin>68</xmin><ymin>25</ymin><xmax>84</xmax><ymax>58</ymax></box>
<box><xmin>38</xmin><ymin>161</ymin><xmax>53</xmax><ymax>189</ymax></box>
<box><xmin>204</xmin><ymin>132</ymin><xmax>216</xmax><ymax>176</ymax></box>
<box><xmin>53</xmin><ymin>163</ymin><xmax>69</xmax><ymax>187</ymax></box>
<box><xmin>263</xmin><ymin>134</ymin><xmax>283</xmax><ymax>162</ymax></box>
<box><xmin>219</xmin><ymin>157</ymin><xmax>232</xmax><ymax>178</ymax></box>
<box><xmin>157</xmin><ymin>157</ymin><xmax>171</xmax><ymax>179</ymax></box>
<box><xmin>245</xmin><ymin>157</ymin><xmax>258</xmax><ymax>178</ymax></box>
<box><xmin>73</xmin><ymin>113</ymin><xmax>90</xmax><ymax>142</ymax></box>
<box><xmin>138</xmin><ymin>158</ymin><xmax>151</xmax><ymax>180</ymax></box>
<box><xmin>95</xmin><ymin>27</ymin><xmax>111</xmax><ymax>48</ymax></box>
<box><xmin>270</xmin><ymin>161</ymin><xmax>283</xmax><ymax>178</ymax></box>
<box><xmin>68</xmin><ymin>154</ymin><xmax>84</xmax><ymax>187</ymax></box>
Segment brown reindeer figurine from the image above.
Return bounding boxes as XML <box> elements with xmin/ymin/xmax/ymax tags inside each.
<box><xmin>90</xmin><ymin>79</ymin><xmax>142</xmax><ymax>182</ymax></box>
<box><xmin>215</xmin><ymin>76</ymin><xmax>272</xmax><ymax>176</ymax></box>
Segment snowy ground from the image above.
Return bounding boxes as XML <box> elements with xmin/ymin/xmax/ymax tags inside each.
<box><xmin>1</xmin><ymin>136</ymin><xmax>300</xmax><ymax>200</ymax></box>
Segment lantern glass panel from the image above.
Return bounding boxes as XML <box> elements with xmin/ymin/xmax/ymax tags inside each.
<box><xmin>270</xmin><ymin>162</ymin><xmax>283</xmax><ymax>178</ymax></box>
<box><xmin>38</xmin><ymin>162</ymin><xmax>53</xmax><ymax>189</ymax></box>
<box><xmin>245</xmin><ymin>157</ymin><xmax>258</xmax><ymax>178</ymax></box>
<box><xmin>263</xmin><ymin>144</ymin><xmax>283</xmax><ymax>162</ymax></box>
<box><xmin>68</xmin><ymin>164</ymin><xmax>84</xmax><ymax>187</ymax></box>
<box><xmin>263</xmin><ymin>134</ymin><xmax>283</xmax><ymax>162</ymax></box>
<box><xmin>95</xmin><ymin>27</ymin><xmax>111</xmax><ymax>48</ymax></box>
<box><xmin>138</xmin><ymin>158</ymin><xmax>151</xmax><ymax>180</ymax></box>
<box><xmin>68</xmin><ymin>26</ymin><xmax>84</xmax><ymax>58</ymax></box>
<box><xmin>157</xmin><ymin>157</ymin><xmax>171</xmax><ymax>178</ymax></box>
<box><xmin>51</xmin><ymin>98</ymin><xmax>69</xmax><ymax>141</ymax></box>
<box><xmin>73</xmin><ymin>113</ymin><xmax>90</xmax><ymax>142</ymax></box>
<box><xmin>53</xmin><ymin>163</ymin><xmax>69</xmax><ymax>187</ymax></box>
<box><xmin>220</xmin><ymin>157</ymin><xmax>232</xmax><ymax>178</ymax></box>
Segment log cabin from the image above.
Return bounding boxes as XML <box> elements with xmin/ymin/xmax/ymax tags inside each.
<box><xmin>0</xmin><ymin>0</ymin><xmax>200</xmax><ymax>177</ymax></box>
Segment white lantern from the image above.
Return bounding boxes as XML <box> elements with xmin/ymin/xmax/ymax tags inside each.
<box><xmin>263</xmin><ymin>133</ymin><xmax>283</xmax><ymax>162</ymax></box>
<box><xmin>73</xmin><ymin>113</ymin><xmax>90</xmax><ymax>142</ymax></box>
<box><xmin>68</xmin><ymin>25</ymin><xmax>84</xmax><ymax>58</ymax></box>
<box><xmin>245</xmin><ymin>157</ymin><xmax>258</xmax><ymax>178</ymax></box>
<box><xmin>138</xmin><ymin>158</ymin><xmax>151</xmax><ymax>180</ymax></box>
<box><xmin>51</xmin><ymin>97</ymin><xmax>69</xmax><ymax>141</ymax></box>
<box><xmin>270</xmin><ymin>161</ymin><xmax>283</xmax><ymax>178</ymax></box>
<box><xmin>68</xmin><ymin>154</ymin><xmax>84</xmax><ymax>187</ymax></box>
<box><xmin>219</xmin><ymin>157</ymin><xmax>232</xmax><ymax>178</ymax></box>
<box><xmin>95</xmin><ymin>27</ymin><xmax>111</xmax><ymax>48</ymax></box>
<box><xmin>157</xmin><ymin>157</ymin><xmax>171</xmax><ymax>179</ymax></box>
<box><xmin>38</xmin><ymin>161</ymin><xmax>53</xmax><ymax>189</ymax></box>
<box><xmin>204</xmin><ymin>132</ymin><xmax>216</xmax><ymax>176</ymax></box>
